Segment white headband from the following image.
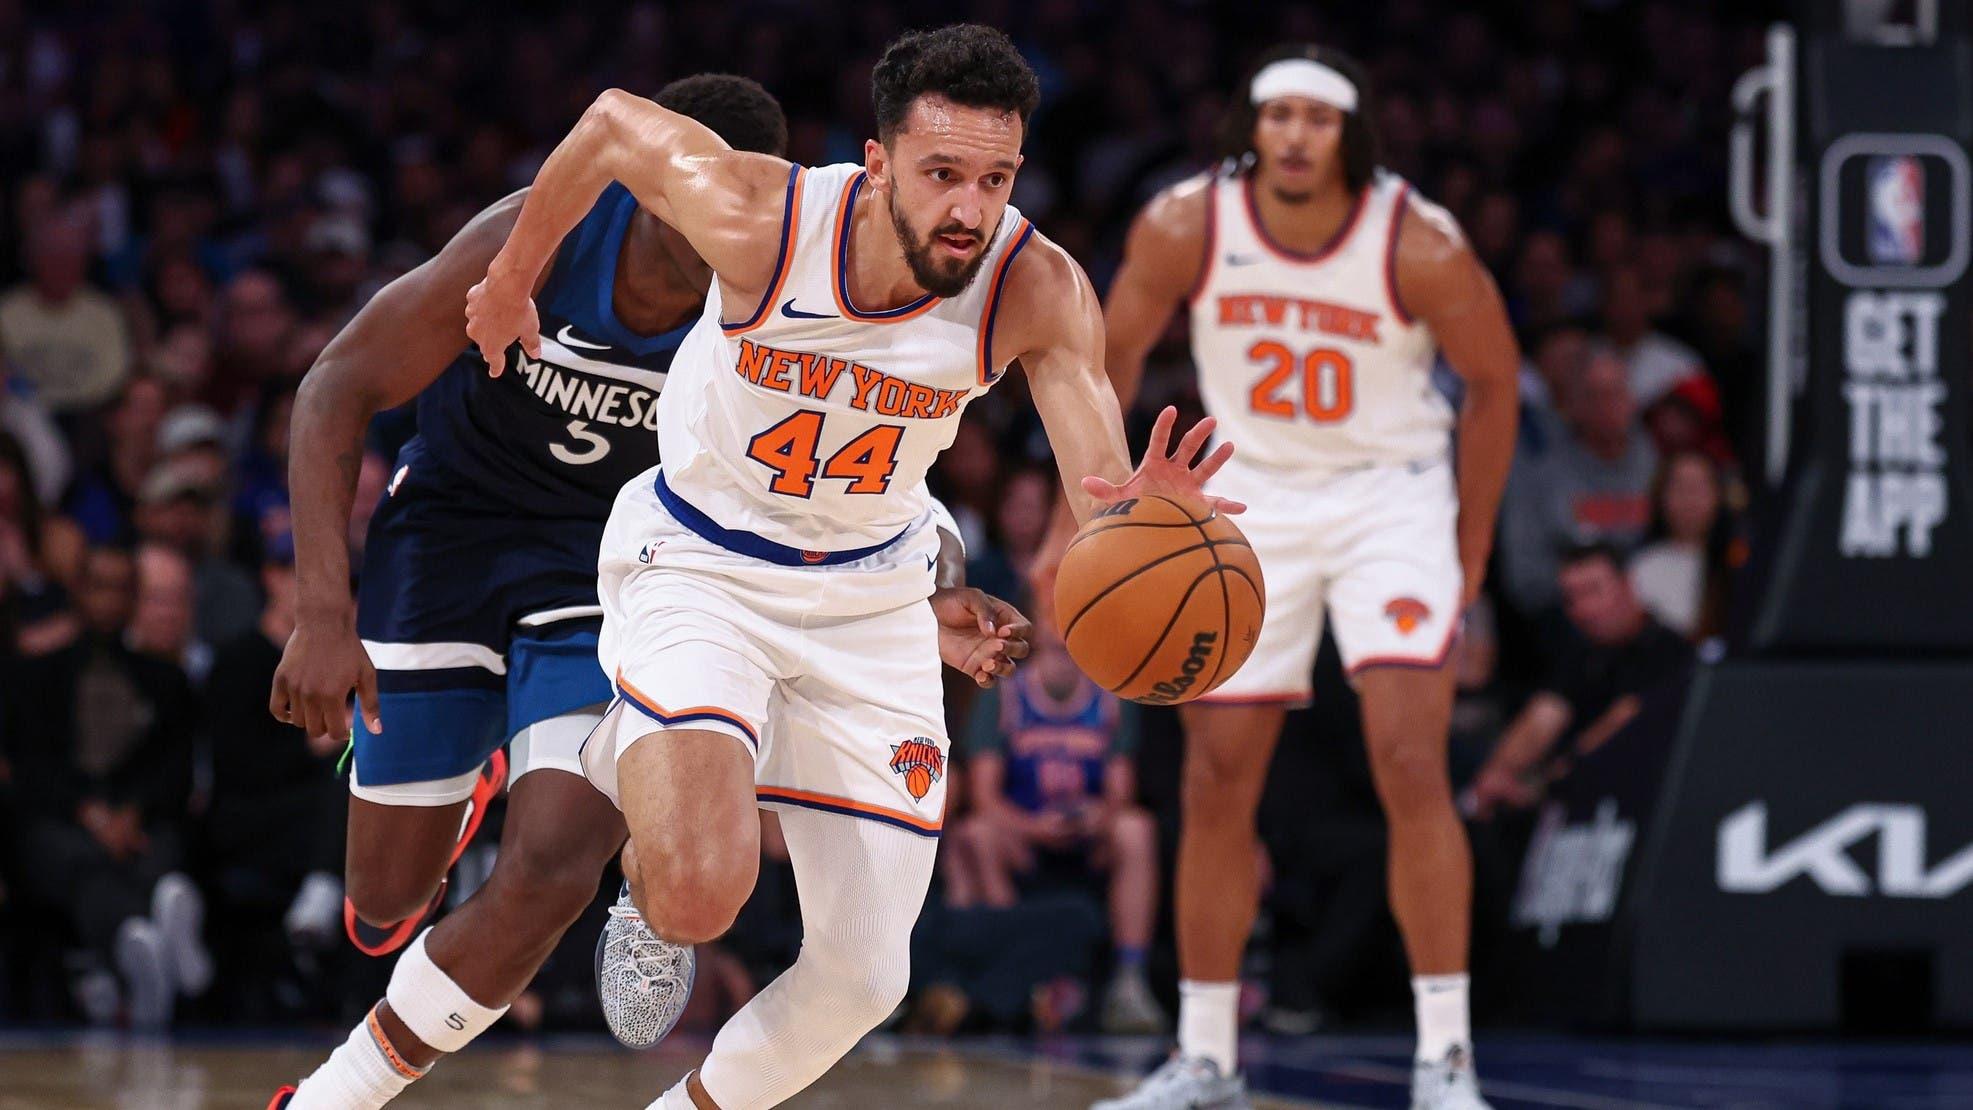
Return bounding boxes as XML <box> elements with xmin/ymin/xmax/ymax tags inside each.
<box><xmin>1249</xmin><ymin>58</ymin><xmax>1358</xmax><ymax>113</ymax></box>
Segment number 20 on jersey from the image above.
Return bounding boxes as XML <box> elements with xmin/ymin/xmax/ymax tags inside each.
<box><xmin>1247</xmin><ymin>341</ymin><xmax>1355</xmax><ymax>422</ymax></box>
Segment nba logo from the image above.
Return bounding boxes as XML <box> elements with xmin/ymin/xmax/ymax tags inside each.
<box><xmin>1866</xmin><ymin>155</ymin><xmax>1925</xmax><ymax>265</ymax></box>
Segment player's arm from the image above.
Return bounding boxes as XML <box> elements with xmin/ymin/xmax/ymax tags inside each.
<box><xmin>1393</xmin><ymin>197</ymin><xmax>1521</xmax><ymax>609</ymax></box>
<box><xmin>1028</xmin><ymin>180</ymin><xmax>1210</xmax><ymax>577</ymax></box>
<box><xmin>271</xmin><ymin>192</ymin><xmax>529</xmax><ymax>739</ymax></box>
<box><xmin>466</xmin><ymin>89</ymin><xmax>789</xmax><ymax>367</ymax></box>
<box><xmin>1004</xmin><ymin>237</ymin><xmax>1240</xmax><ymax>527</ymax></box>
<box><xmin>1103</xmin><ymin>178</ymin><xmax>1211</xmax><ymax>411</ymax></box>
<box><xmin>929</xmin><ymin>502</ymin><xmax>1034</xmax><ymax>688</ymax></box>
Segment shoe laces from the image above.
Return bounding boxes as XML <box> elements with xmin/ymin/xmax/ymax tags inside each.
<box><xmin>607</xmin><ymin>904</ymin><xmax>689</xmax><ymax>995</ymax></box>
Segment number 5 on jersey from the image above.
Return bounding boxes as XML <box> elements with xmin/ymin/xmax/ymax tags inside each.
<box><xmin>747</xmin><ymin>410</ymin><xmax>904</xmax><ymax>498</ymax></box>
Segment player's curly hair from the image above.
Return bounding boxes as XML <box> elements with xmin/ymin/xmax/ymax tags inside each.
<box><xmin>871</xmin><ymin>24</ymin><xmax>1041</xmax><ymax>142</ymax></box>
<box><xmin>656</xmin><ymin>73</ymin><xmax>788</xmax><ymax>157</ymax></box>
<box><xmin>1217</xmin><ymin>43</ymin><xmax>1380</xmax><ymax>194</ymax></box>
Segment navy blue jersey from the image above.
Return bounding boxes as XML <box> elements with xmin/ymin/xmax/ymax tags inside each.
<box><xmin>405</xmin><ymin>183</ymin><xmax>686</xmax><ymax>522</ymax></box>
<box><xmin>968</xmin><ymin>668</ymin><xmax>1133</xmax><ymax>815</ymax></box>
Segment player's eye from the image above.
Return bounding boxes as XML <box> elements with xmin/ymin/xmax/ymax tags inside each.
<box><xmin>983</xmin><ymin>174</ymin><xmax>1008</xmax><ymax>190</ymax></box>
<box><xmin>931</xmin><ymin>168</ymin><xmax>955</xmax><ymax>183</ymax></box>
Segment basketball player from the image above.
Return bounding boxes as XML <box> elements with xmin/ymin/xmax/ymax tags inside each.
<box><xmin>463</xmin><ymin>25</ymin><xmax>1242</xmax><ymax>1110</ymax></box>
<box><xmin>264</xmin><ymin>75</ymin><xmax>1028</xmax><ymax>1109</ymax></box>
<box><xmin>1090</xmin><ymin>46</ymin><xmax>1519</xmax><ymax>1110</ymax></box>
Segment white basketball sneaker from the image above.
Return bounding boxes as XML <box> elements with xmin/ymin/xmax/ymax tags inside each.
<box><xmin>1092</xmin><ymin>1055</ymin><xmax>1251</xmax><ymax>1110</ymax></box>
<box><xmin>1411</xmin><ymin>1045</ymin><xmax>1491</xmax><ymax>1110</ymax></box>
<box><xmin>595</xmin><ymin>882</ymin><xmax>696</xmax><ymax>1049</ymax></box>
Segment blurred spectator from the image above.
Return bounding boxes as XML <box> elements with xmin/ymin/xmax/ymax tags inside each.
<box><xmin>0</xmin><ymin>432</ymin><xmax>84</xmax><ymax>656</ymax></box>
<box><xmin>65</xmin><ymin>375</ymin><xmax>166</xmax><ymax>545</ymax></box>
<box><xmin>207</xmin><ymin>270</ymin><xmax>296</xmax><ymax>415</ymax></box>
<box><xmin>947</xmin><ymin>631</ymin><xmax>1164</xmax><ymax>1034</ymax></box>
<box><xmin>149</xmin><ymin>324</ymin><xmax>217</xmax><ymax>407</ymax></box>
<box><xmin>133</xmin><ymin>462</ymin><xmax>257</xmax><ymax>652</ymax></box>
<box><xmin>1516</xmin><ymin>322</ymin><xmax>1590</xmax><ymax>459</ymax></box>
<box><xmin>1630</xmin><ymin>450</ymin><xmax>1736</xmax><ymax>641</ymax></box>
<box><xmin>156</xmin><ymin>404</ymin><xmax>231</xmax><ymax>491</ymax></box>
<box><xmin>1466</xmin><ymin>544</ymin><xmax>1692</xmax><ymax>817</ymax></box>
<box><xmin>232</xmin><ymin>381</ymin><xmax>298</xmax><ymax>566</ymax></box>
<box><xmin>0</xmin><ymin>211</ymin><xmax>131</xmax><ymax>413</ymax></box>
<box><xmin>128</xmin><ymin>542</ymin><xmax>214</xmax><ymax>684</ymax></box>
<box><xmin>3</xmin><ymin>544</ymin><xmax>208</xmax><ymax>1028</ymax></box>
<box><xmin>1499</xmin><ymin>348</ymin><xmax>1657</xmax><ymax>614</ymax></box>
<box><xmin>0</xmin><ymin>366</ymin><xmax>73</xmax><ymax>505</ymax></box>
<box><xmin>199</xmin><ymin>533</ymin><xmax>345</xmax><ymax>981</ymax></box>
<box><xmin>1597</xmin><ymin>263</ymin><xmax>1705</xmax><ymax>410</ymax></box>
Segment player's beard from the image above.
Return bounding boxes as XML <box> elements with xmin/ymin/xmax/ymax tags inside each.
<box><xmin>890</xmin><ymin>192</ymin><xmax>991</xmax><ymax>298</ymax></box>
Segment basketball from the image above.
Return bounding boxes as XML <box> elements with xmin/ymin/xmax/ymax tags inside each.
<box><xmin>1054</xmin><ymin>495</ymin><xmax>1265</xmax><ymax>704</ymax></box>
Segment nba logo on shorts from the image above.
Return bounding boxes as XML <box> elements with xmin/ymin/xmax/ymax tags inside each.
<box><xmin>1866</xmin><ymin>155</ymin><xmax>1925</xmax><ymax>265</ymax></box>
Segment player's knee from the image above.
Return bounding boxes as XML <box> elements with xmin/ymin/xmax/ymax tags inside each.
<box><xmin>495</xmin><ymin>839</ymin><xmax>611</xmax><ymax>927</ymax></box>
<box><xmin>629</xmin><ymin>841</ymin><xmax>757</xmax><ymax>944</ymax></box>
<box><xmin>1366</xmin><ymin>733</ymin><xmax>1453</xmax><ymax>813</ymax></box>
<box><xmin>813</xmin><ymin>948</ymin><xmax>911</xmax><ymax>1032</ymax></box>
<box><xmin>345</xmin><ymin>868</ymin><xmax>443</xmax><ymax>927</ymax></box>
<box><xmin>1180</xmin><ymin>745</ymin><xmax>1265</xmax><ymax>826</ymax></box>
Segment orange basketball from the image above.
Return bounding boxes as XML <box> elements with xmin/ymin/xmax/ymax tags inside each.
<box><xmin>1053</xmin><ymin>495</ymin><xmax>1265</xmax><ymax>704</ymax></box>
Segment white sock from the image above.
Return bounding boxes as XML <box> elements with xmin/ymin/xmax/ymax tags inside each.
<box><xmin>645</xmin><ymin>1075</ymin><xmax>696</xmax><ymax>1109</ymax></box>
<box><xmin>1412</xmin><ymin>973</ymin><xmax>1471</xmax><ymax>1062</ymax></box>
<box><xmin>1176</xmin><ymin>979</ymin><xmax>1240</xmax><ymax>1075</ymax></box>
<box><xmin>288</xmin><ymin>1008</ymin><xmax>427</xmax><ymax>1109</ymax></box>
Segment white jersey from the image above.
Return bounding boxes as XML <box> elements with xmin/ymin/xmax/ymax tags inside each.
<box><xmin>1188</xmin><ymin>168</ymin><xmax>1451</xmax><ymax>476</ymax></box>
<box><xmin>657</xmin><ymin>162</ymin><xmax>1032</xmax><ymax>554</ymax></box>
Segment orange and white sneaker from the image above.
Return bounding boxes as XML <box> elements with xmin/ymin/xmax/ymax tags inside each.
<box><xmin>344</xmin><ymin>749</ymin><xmax>507</xmax><ymax>956</ymax></box>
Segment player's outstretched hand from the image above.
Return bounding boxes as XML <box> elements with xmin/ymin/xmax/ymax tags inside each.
<box><xmin>464</xmin><ymin>273</ymin><xmax>541</xmax><ymax>377</ymax></box>
<box><xmin>1082</xmin><ymin>406</ymin><xmax>1246</xmax><ymax>516</ymax></box>
<box><xmin>931</xmin><ymin>586</ymin><xmax>1033</xmax><ymax>688</ymax></box>
<box><xmin>270</xmin><ymin>620</ymin><xmax>383</xmax><ymax>741</ymax></box>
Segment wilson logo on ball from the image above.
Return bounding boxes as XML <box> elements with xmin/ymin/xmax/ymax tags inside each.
<box><xmin>1137</xmin><ymin>631</ymin><xmax>1219</xmax><ymax>705</ymax></box>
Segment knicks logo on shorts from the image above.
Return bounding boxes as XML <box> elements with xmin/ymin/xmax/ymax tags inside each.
<box><xmin>1384</xmin><ymin>597</ymin><xmax>1431</xmax><ymax>636</ymax></box>
<box><xmin>888</xmin><ymin>737</ymin><xmax>944</xmax><ymax>802</ymax></box>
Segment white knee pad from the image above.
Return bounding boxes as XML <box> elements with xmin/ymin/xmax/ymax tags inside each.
<box><xmin>385</xmin><ymin>930</ymin><xmax>510</xmax><ymax>1053</ymax></box>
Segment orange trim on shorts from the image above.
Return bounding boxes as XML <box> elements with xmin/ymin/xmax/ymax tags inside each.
<box><xmin>366</xmin><ymin>1005</ymin><xmax>425</xmax><ymax>1081</ymax></box>
<box><xmin>1346</xmin><ymin>620</ymin><xmax>1460</xmax><ymax>676</ymax></box>
<box><xmin>722</xmin><ymin>166</ymin><xmax>805</xmax><ymax>335</ymax></box>
<box><xmin>615</xmin><ymin>672</ymin><xmax>760</xmax><ymax>750</ymax></box>
<box><xmin>757</xmin><ymin>785</ymin><xmax>944</xmax><ymax>837</ymax></box>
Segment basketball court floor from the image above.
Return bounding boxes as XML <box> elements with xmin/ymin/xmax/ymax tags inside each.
<box><xmin>4</xmin><ymin>1031</ymin><xmax>1971</xmax><ymax>1108</ymax></box>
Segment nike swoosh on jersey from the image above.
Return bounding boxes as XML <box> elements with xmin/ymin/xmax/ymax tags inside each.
<box><xmin>1225</xmin><ymin>253</ymin><xmax>1262</xmax><ymax>266</ymax></box>
<box><xmin>780</xmin><ymin>299</ymin><xmax>835</xmax><ymax>320</ymax></box>
<box><xmin>556</xmin><ymin>324</ymin><xmax>612</xmax><ymax>350</ymax></box>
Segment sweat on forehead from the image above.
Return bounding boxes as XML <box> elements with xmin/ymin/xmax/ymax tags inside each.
<box><xmin>893</xmin><ymin>95</ymin><xmax>1023</xmax><ymax>141</ymax></box>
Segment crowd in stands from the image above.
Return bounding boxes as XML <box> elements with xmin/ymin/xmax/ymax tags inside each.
<box><xmin>0</xmin><ymin>0</ymin><xmax>1774</xmax><ymax>1034</ymax></box>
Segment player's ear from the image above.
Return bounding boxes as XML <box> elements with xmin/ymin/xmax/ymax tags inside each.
<box><xmin>864</xmin><ymin>138</ymin><xmax>890</xmax><ymax>191</ymax></box>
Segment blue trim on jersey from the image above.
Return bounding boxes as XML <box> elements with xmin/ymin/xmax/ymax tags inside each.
<box><xmin>836</xmin><ymin>173</ymin><xmax>936</xmax><ymax>319</ymax></box>
<box><xmin>653</xmin><ymin>471</ymin><xmax>905</xmax><ymax>567</ymax></box>
<box><xmin>979</xmin><ymin>220</ymin><xmax>1036</xmax><ymax>384</ymax></box>
<box><xmin>722</xmin><ymin>165</ymin><xmax>802</xmax><ymax>333</ymax></box>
